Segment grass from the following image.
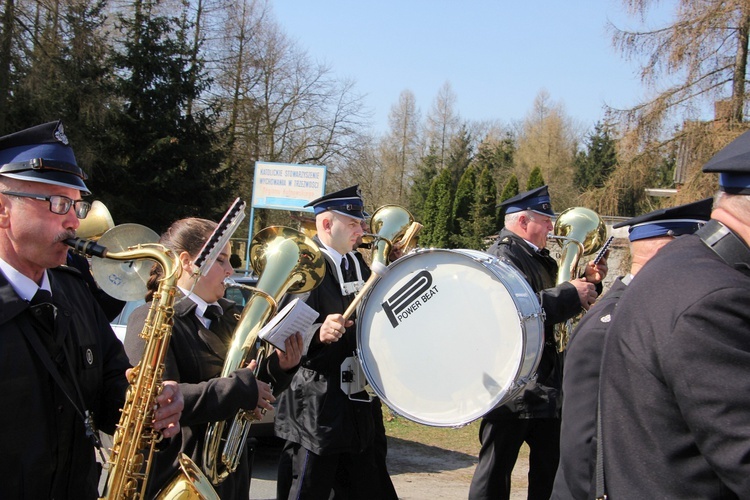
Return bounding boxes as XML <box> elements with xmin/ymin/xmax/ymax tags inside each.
<box><xmin>382</xmin><ymin>407</ymin><xmax>530</xmax><ymax>461</ymax></box>
<box><xmin>382</xmin><ymin>407</ymin><xmax>481</xmax><ymax>456</ymax></box>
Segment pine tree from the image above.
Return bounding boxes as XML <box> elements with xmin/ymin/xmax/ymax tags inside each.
<box><xmin>421</xmin><ymin>169</ymin><xmax>454</xmax><ymax>249</ymax></box>
<box><xmin>497</xmin><ymin>174</ymin><xmax>520</xmax><ymax>231</ymax></box>
<box><xmin>408</xmin><ymin>149</ymin><xmax>440</xmax><ymax>222</ymax></box>
<box><xmin>527</xmin><ymin>166</ymin><xmax>545</xmax><ymax>190</ymax></box>
<box><xmin>95</xmin><ymin>0</ymin><xmax>233</xmax><ymax>231</ymax></box>
<box><xmin>573</xmin><ymin>122</ymin><xmax>618</xmax><ymax>190</ymax></box>
<box><xmin>451</xmin><ymin>166</ymin><xmax>477</xmax><ymax>248</ymax></box>
<box><xmin>472</xmin><ymin>166</ymin><xmax>497</xmax><ymax>249</ymax></box>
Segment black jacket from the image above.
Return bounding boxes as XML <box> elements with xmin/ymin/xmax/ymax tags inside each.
<box><xmin>0</xmin><ymin>266</ymin><xmax>130</xmax><ymax>499</ymax></box>
<box><xmin>275</xmin><ymin>242</ymin><xmax>376</xmax><ymax>455</ymax></box>
<box><xmin>124</xmin><ymin>293</ymin><xmax>296</xmax><ymax>499</ymax></box>
<box><xmin>600</xmin><ymin>230</ymin><xmax>750</xmax><ymax>498</ymax></box>
<box><xmin>552</xmin><ymin>277</ymin><xmax>627</xmax><ymax>500</ymax></box>
<box><xmin>484</xmin><ymin>228</ymin><xmax>582</xmax><ymax>419</ymax></box>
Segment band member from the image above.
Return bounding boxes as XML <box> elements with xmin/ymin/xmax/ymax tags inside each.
<box><xmin>598</xmin><ymin>132</ymin><xmax>750</xmax><ymax>497</ymax></box>
<box><xmin>0</xmin><ymin>121</ymin><xmax>183</xmax><ymax>499</ymax></box>
<box><xmin>275</xmin><ymin>185</ymin><xmax>393</xmax><ymax>499</ymax></box>
<box><xmin>551</xmin><ymin>197</ymin><xmax>713</xmax><ymax>499</ymax></box>
<box><xmin>124</xmin><ymin>217</ymin><xmax>303</xmax><ymax>498</ymax></box>
<box><xmin>469</xmin><ymin>185</ymin><xmax>607</xmax><ymax>500</ymax></box>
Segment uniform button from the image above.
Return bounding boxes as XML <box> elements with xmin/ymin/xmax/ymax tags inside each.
<box><xmin>57</xmin><ymin>405</ymin><xmax>64</xmax><ymax>412</ymax></box>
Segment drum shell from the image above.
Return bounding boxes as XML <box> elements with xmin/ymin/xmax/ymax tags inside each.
<box><xmin>356</xmin><ymin>248</ymin><xmax>544</xmax><ymax>427</ymax></box>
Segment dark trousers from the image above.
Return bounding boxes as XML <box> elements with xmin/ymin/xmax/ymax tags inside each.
<box><xmin>277</xmin><ymin>440</ymin><xmax>385</xmax><ymax>500</ymax></box>
<box><xmin>469</xmin><ymin>417</ymin><xmax>561</xmax><ymax>500</ymax></box>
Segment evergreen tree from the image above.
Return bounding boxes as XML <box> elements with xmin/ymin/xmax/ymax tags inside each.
<box><xmin>472</xmin><ymin>166</ymin><xmax>497</xmax><ymax>249</ymax></box>
<box><xmin>94</xmin><ymin>0</ymin><xmax>233</xmax><ymax>231</ymax></box>
<box><xmin>445</xmin><ymin>126</ymin><xmax>473</xmax><ymax>186</ymax></box>
<box><xmin>527</xmin><ymin>166</ymin><xmax>545</xmax><ymax>190</ymax></box>
<box><xmin>408</xmin><ymin>149</ymin><xmax>440</xmax><ymax>222</ymax></box>
<box><xmin>497</xmin><ymin>174</ymin><xmax>519</xmax><ymax>231</ymax></box>
<box><xmin>421</xmin><ymin>169</ymin><xmax>454</xmax><ymax>249</ymax></box>
<box><xmin>573</xmin><ymin>122</ymin><xmax>618</xmax><ymax>190</ymax></box>
<box><xmin>451</xmin><ymin>165</ymin><xmax>477</xmax><ymax>248</ymax></box>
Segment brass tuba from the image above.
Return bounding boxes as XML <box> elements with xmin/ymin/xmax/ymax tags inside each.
<box><xmin>76</xmin><ymin>200</ymin><xmax>115</xmax><ymax>240</ymax></box>
<box><xmin>549</xmin><ymin>207</ymin><xmax>607</xmax><ymax>352</ymax></box>
<box><xmin>366</xmin><ymin>205</ymin><xmax>422</xmax><ymax>266</ymax></box>
<box><xmin>66</xmin><ymin>228</ymin><xmax>219</xmax><ymax>500</ymax></box>
<box><xmin>202</xmin><ymin>226</ymin><xmax>324</xmax><ymax>484</ymax></box>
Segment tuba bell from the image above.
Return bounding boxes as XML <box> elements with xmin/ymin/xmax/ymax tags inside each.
<box><xmin>549</xmin><ymin>207</ymin><xmax>607</xmax><ymax>352</ymax></box>
<box><xmin>76</xmin><ymin>200</ymin><xmax>115</xmax><ymax>240</ymax></box>
<box><xmin>367</xmin><ymin>205</ymin><xmax>422</xmax><ymax>266</ymax></box>
<box><xmin>202</xmin><ymin>226</ymin><xmax>325</xmax><ymax>484</ymax></box>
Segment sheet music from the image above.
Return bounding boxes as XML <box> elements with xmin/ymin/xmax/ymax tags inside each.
<box><xmin>258</xmin><ymin>298</ymin><xmax>318</xmax><ymax>352</ymax></box>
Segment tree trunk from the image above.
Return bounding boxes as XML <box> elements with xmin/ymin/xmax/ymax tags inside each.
<box><xmin>0</xmin><ymin>0</ymin><xmax>14</xmax><ymax>131</ymax></box>
<box><xmin>731</xmin><ymin>4</ymin><xmax>750</xmax><ymax>124</ymax></box>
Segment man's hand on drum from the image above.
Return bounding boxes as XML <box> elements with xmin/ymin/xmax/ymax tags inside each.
<box><xmin>571</xmin><ymin>278</ymin><xmax>598</xmax><ymax>311</ymax></box>
<box><xmin>583</xmin><ymin>253</ymin><xmax>608</xmax><ymax>284</ymax></box>
<box><xmin>320</xmin><ymin>314</ymin><xmax>353</xmax><ymax>344</ymax></box>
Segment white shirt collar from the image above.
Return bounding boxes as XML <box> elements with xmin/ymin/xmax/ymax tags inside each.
<box><xmin>523</xmin><ymin>239</ymin><xmax>540</xmax><ymax>252</ymax></box>
<box><xmin>0</xmin><ymin>257</ymin><xmax>52</xmax><ymax>301</ymax></box>
<box><xmin>319</xmin><ymin>242</ymin><xmax>346</xmax><ymax>269</ymax></box>
<box><xmin>178</xmin><ymin>285</ymin><xmax>221</xmax><ymax>327</ymax></box>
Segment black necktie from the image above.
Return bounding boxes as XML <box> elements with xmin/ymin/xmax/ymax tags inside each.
<box><xmin>340</xmin><ymin>257</ymin><xmax>349</xmax><ymax>280</ymax></box>
<box><xmin>204</xmin><ymin>304</ymin><xmax>223</xmax><ymax>322</ymax></box>
<box><xmin>30</xmin><ymin>289</ymin><xmax>56</xmax><ymax>333</ymax></box>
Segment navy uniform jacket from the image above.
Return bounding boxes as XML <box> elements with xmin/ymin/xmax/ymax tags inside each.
<box><xmin>125</xmin><ymin>294</ymin><xmax>296</xmax><ymax>499</ymax></box>
<box><xmin>552</xmin><ymin>277</ymin><xmax>627</xmax><ymax>500</ymax></box>
<box><xmin>484</xmin><ymin>228</ymin><xmax>582</xmax><ymax>419</ymax></box>
<box><xmin>0</xmin><ymin>266</ymin><xmax>130</xmax><ymax>499</ymax></box>
<box><xmin>275</xmin><ymin>240</ymin><xmax>375</xmax><ymax>455</ymax></box>
<box><xmin>600</xmin><ymin>231</ymin><xmax>750</xmax><ymax>498</ymax></box>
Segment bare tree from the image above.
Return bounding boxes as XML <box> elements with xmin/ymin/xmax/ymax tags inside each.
<box><xmin>378</xmin><ymin>89</ymin><xmax>421</xmax><ymax>205</ymax></box>
<box><xmin>609</xmin><ymin>0</ymin><xmax>750</xmax><ymax>137</ymax></box>
<box><xmin>424</xmin><ymin>81</ymin><xmax>461</xmax><ymax>169</ymax></box>
<box><xmin>515</xmin><ymin>90</ymin><xmax>581</xmax><ymax>209</ymax></box>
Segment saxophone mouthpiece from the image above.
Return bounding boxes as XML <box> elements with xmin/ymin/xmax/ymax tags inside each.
<box><xmin>65</xmin><ymin>237</ymin><xmax>108</xmax><ymax>258</ymax></box>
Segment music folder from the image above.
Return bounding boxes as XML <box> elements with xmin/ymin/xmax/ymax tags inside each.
<box><xmin>258</xmin><ymin>298</ymin><xmax>318</xmax><ymax>353</ymax></box>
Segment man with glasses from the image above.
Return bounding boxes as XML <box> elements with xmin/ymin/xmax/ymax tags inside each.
<box><xmin>469</xmin><ymin>185</ymin><xmax>608</xmax><ymax>500</ymax></box>
<box><xmin>0</xmin><ymin>120</ymin><xmax>184</xmax><ymax>499</ymax></box>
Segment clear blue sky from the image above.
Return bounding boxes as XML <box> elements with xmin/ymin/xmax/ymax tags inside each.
<box><xmin>270</xmin><ymin>0</ymin><xmax>676</xmax><ymax>135</ymax></box>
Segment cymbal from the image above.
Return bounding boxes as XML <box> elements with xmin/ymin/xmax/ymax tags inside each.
<box><xmin>91</xmin><ymin>224</ymin><xmax>159</xmax><ymax>301</ymax></box>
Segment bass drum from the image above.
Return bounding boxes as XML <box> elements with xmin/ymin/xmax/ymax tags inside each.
<box><xmin>356</xmin><ymin>248</ymin><xmax>544</xmax><ymax>427</ymax></box>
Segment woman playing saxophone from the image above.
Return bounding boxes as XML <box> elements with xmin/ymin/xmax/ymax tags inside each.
<box><xmin>123</xmin><ymin>218</ymin><xmax>303</xmax><ymax>498</ymax></box>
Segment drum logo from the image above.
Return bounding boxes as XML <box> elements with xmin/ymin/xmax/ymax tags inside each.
<box><xmin>382</xmin><ymin>270</ymin><xmax>439</xmax><ymax>327</ymax></box>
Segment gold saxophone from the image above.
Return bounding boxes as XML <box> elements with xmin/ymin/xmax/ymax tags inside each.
<box><xmin>202</xmin><ymin>226</ymin><xmax>324</xmax><ymax>484</ymax></box>
<box><xmin>66</xmin><ymin>229</ymin><xmax>218</xmax><ymax>500</ymax></box>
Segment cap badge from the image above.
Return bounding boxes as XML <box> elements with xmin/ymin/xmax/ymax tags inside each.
<box><xmin>54</xmin><ymin>123</ymin><xmax>69</xmax><ymax>145</ymax></box>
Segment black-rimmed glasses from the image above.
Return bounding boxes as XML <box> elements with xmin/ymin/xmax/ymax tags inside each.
<box><xmin>0</xmin><ymin>190</ymin><xmax>91</xmax><ymax>219</ymax></box>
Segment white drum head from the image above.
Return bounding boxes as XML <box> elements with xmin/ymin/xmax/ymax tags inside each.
<box><xmin>357</xmin><ymin>249</ymin><xmax>542</xmax><ymax>427</ymax></box>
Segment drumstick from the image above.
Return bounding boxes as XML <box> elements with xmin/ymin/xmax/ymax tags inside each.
<box><xmin>342</xmin><ymin>261</ymin><xmax>388</xmax><ymax>320</ymax></box>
